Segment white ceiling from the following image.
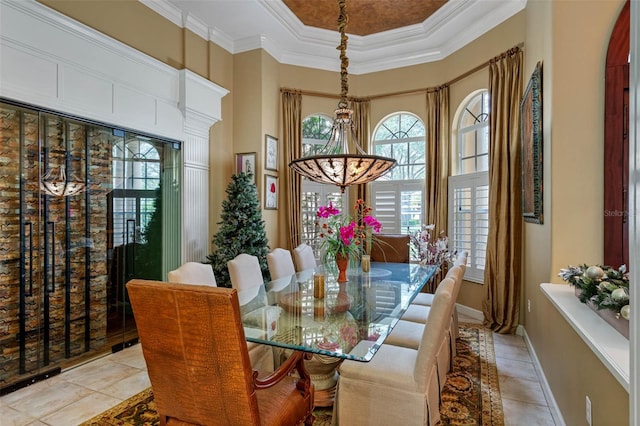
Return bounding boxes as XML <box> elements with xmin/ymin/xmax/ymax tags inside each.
<box><xmin>141</xmin><ymin>0</ymin><xmax>527</xmax><ymax>75</ymax></box>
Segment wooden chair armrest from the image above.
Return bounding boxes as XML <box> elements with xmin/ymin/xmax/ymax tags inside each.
<box><xmin>254</xmin><ymin>350</ymin><xmax>313</xmax><ymax>394</ymax></box>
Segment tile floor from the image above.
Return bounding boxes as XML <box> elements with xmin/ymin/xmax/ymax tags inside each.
<box><xmin>1</xmin><ymin>318</ymin><xmax>558</xmax><ymax>426</ymax></box>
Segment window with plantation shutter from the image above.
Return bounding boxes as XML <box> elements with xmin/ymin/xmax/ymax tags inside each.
<box><xmin>448</xmin><ymin>172</ymin><xmax>488</xmax><ymax>282</ymax></box>
<box><xmin>449</xmin><ymin>90</ymin><xmax>490</xmax><ymax>283</ymax></box>
<box><xmin>370</xmin><ymin>112</ymin><xmax>426</xmax><ymax>237</ymax></box>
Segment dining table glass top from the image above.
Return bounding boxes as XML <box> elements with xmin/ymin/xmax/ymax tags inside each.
<box><xmin>239</xmin><ymin>262</ymin><xmax>438</xmax><ymax>362</ymax></box>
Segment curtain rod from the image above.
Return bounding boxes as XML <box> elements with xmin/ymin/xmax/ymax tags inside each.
<box><xmin>281</xmin><ymin>43</ymin><xmax>524</xmax><ymax>100</ymax></box>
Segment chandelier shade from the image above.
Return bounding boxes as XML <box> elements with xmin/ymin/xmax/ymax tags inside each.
<box><xmin>288</xmin><ymin>0</ymin><xmax>396</xmax><ymax>192</ymax></box>
<box><xmin>40</xmin><ymin>165</ymin><xmax>86</xmax><ymax>197</ymax></box>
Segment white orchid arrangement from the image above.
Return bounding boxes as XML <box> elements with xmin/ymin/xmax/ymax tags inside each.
<box><xmin>409</xmin><ymin>224</ymin><xmax>456</xmax><ymax>268</ymax></box>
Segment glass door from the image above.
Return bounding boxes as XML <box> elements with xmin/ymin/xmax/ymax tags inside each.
<box><xmin>107</xmin><ymin>131</ymin><xmax>181</xmax><ymax>351</ymax></box>
<box><xmin>0</xmin><ymin>101</ymin><xmax>181</xmax><ymax>394</ymax></box>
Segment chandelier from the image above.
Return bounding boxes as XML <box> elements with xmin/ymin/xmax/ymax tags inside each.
<box><xmin>40</xmin><ymin>165</ymin><xmax>86</xmax><ymax>197</ymax></box>
<box><xmin>288</xmin><ymin>0</ymin><xmax>396</xmax><ymax>193</ymax></box>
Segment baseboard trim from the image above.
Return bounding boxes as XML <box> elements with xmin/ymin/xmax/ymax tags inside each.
<box><xmin>521</xmin><ymin>327</ymin><xmax>566</xmax><ymax>426</ymax></box>
<box><xmin>456</xmin><ymin>304</ymin><xmax>484</xmax><ymax>322</ymax></box>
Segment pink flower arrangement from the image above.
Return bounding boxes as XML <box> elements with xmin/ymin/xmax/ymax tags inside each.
<box><xmin>316</xmin><ymin>199</ymin><xmax>382</xmax><ymax>262</ymax></box>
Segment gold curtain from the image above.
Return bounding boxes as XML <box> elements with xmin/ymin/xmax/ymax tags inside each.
<box><xmin>425</xmin><ymin>86</ymin><xmax>450</xmax><ymax>236</ymax></box>
<box><xmin>351</xmin><ymin>99</ymin><xmax>371</xmax><ymax>203</ymax></box>
<box><xmin>482</xmin><ymin>48</ymin><xmax>523</xmax><ymax>334</ymax></box>
<box><xmin>282</xmin><ymin>90</ymin><xmax>303</xmax><ymax>250</ymax></box>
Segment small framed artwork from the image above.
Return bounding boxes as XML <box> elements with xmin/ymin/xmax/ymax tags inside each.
<box><xmin>265</xmin><ymin>134</ymin><xmax>278</xmax><ymax>171</ymax></box>
<box><xmin>236</xmin><ymin>152</ymin><xmax>256</xmax><ymax>184</ymax></box>
<box><xmin>520</xmin><ymin>61</ymin><xmax>543</xmax><ymax>224</ymax></box>
<box><xmin>264</xmin><ymin>174</ymin><xmax>278</xmax><ymax>210</ymax></box>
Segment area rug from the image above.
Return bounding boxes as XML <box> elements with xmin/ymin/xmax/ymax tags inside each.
<box><xmin>82</xmin><ymin>323</ymin><xmax>501</xmax><ymax>425</ymax></box>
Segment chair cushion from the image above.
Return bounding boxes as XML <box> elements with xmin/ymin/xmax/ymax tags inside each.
<box><xmin>411</xmin><ymin>292</ymin><xmax>434</xmax><ymax>306</ymax></box>
<box><xmin>384</xmin><ymin>320</ymin><xmax>424</xmax><ymax>349</ymax></box>
<box><xmin>400</xmin><ymin>304</ymin><xmax>431</xmax><ymax>323</ymax></box>
<box><xmin>338</xmin><ymin>344</ymin><xmax>419</xmax><ymax>391</ymax></box>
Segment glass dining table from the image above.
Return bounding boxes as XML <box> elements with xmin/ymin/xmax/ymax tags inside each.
<box><xmin>238</xmin><ymin>261</ymin><xmax>438</xmax><ymax>362</ymax></box>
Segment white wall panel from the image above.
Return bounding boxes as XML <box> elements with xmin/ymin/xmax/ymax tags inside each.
<box><xmin>61</xmin><ymin>66</ymin><xmax>113</xmax><ymax>115</ymax></box>
<box><xmin>0</xmin><ymin>45</ymin><xmax>58</xmax><ymax>99</ymax></box>
<box><xmin>183</xmin><ymin>166</ymin><xmax>210</xmax><ymax>262</ymax></box>
<box><xmin>0</xmin><ymin>0</ymin><xmax>228</xmax><ymax>265</ymax></box>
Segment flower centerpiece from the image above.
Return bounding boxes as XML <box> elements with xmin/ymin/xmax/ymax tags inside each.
<box><xmin>409</xmin><ymin>224</ymin><xmax>456</xmax><ymax>270</ymax></box>
<box><xmin>315</xmin><ymin>199</ymin><xmax>382</xmax><ymax>281</ymax></box>
<box><xmin>558</xmin><ymin>264</ymin><xmax>630</xmax><ymax>321</ymax></box>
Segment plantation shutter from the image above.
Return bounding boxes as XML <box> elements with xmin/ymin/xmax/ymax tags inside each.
<box><xmin>448</xmin><ymin>171</ymin><xmax>488</xmax><ymax>282</ymax></box>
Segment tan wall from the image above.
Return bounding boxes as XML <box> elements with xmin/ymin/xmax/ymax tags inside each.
<box><xmin>523</xmin><ymin>0</ymin><xmax>629</xmax><ymax>424</ymax></box>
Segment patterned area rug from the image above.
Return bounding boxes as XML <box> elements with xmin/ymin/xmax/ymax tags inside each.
<box><xmin>82</xmin><ymin>323</ymin><xmax>501</xmax><ymax>425</ymax></box>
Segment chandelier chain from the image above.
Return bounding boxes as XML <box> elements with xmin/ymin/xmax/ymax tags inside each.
<box><xmin>337</xmin><ymin>0</ymin><xmax>349</xmax><ymax>109</ymax></box>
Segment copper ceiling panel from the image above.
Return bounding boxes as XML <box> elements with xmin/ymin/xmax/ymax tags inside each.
<box><xmin>283</xmin><ymin>0</ymin><xmax>448</xmax><ymax>36</ymax></box>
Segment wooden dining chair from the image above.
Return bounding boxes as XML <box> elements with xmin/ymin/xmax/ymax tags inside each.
<box><xmin>127</xmin><ymin>279</ymin><xmax>315</xmax><ymax>426</ymax></box>
<box><xmin>370</xmin><ymin>234</ymin><xmax>411</xmax><ymax>263</ymax></box>
<box><xmin>168</xmin><ymin>261</ymin><xmax>274</xmax><ymax>373</ymax></box>
<box><xmin>334</xmin><ymin>275</ymin><xmax>456</xmax><ymax>425</ymax></box>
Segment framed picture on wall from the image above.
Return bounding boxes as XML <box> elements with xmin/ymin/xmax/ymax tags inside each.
<box><xmin>264</xmin><ymin>174</ymin><xmax>278</xmax><ymax>210</ymax></box>
<box><xmin>236</xmin><ymin>152</ymin><xmax>256</xmax><ymax>184</ymax></box>
<box><xmin>520</xmin><ymin>61</ymin><xmax>543</xmax><ymax>224</ymax></box>
<box><xmin>265</xmin><ymin>134</ymin><xmax>278</xmax><ymax>171</ymax></box>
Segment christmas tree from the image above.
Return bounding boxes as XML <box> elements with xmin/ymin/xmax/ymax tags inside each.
<box><xmin>207</xmin><ymin>172</ymin><xmax>270</xmax><ymax>287</ymax></box>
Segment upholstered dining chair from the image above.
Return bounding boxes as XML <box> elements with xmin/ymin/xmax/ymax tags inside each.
<box><xmin>293</xmin><ymin>243</ymin><xmax>317</xmax><ymax>272</ymax></box>
<box><xmin>267</xmin><ymin>248</ymin><xmax>296</xmax><ymax>280</ymax></box>
<box><xmin>127</xmin><ymin>280</ymin><xmax>315</xmax><ymax>426</ymax></box>
<box><xmin>168</xmin><ymin>261</ymin><xmax>274</xmax><ymax>373</ymax></box>
<box><xmin>410</xmin><ymin>250</ymin><xmax>469</xmax><ymax>344</ymax></box>
<box><xmin>369</xmin><ymin>234</ymin><xmax>411</xmax><ymax>263</ymax></box>
<box><xmin>334</xmin><ymin>275</ymin><xmax>457</xmax><ymax>426</ymax></box>
<box><xmin>228</xmin><ymin>253</ymin><xmax>265</xmax><ymax>292</ymax></box>
<box><xmin>382</xmin><ymin>266</ymin><xmax>464</xmax><ymax>389</ymax></box>
<box><xmin>167</xmin><ymin>261</ymin><xmax>216</xmax><ymax>286</ymax></box>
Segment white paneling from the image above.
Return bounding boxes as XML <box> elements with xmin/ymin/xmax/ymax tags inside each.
<box><xmin>113</xmin><ymin>85</ymin><xmax>156</xmax><ymax>128</ymax></box>
<box><xmin>61</xmin><ymin>66</ymin><xmax>113</xmax><ymax>115</ymax></box>
<box><xmin>0</xmin><ymin>44</ymin><xmax>58</xmax><ymax>99</ymax></box>
<box><xmin>183</xmin><ymin>166</ymin><xmax>209</xmax><ymax>262</ymax></box>
<box><xmin>182</xmin><ymin>133</ymin><xmax>209</xmax><ymax>168</ymax></box>
<box><xmin>0</xmin><ymin>0</ymin><xmax>228</xmax><ymax>266</ymax></box>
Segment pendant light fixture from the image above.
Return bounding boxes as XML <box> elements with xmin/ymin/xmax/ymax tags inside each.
<box><xmin>288</xmin><ymin>0</ymin><xmax>396</xmax><ymax>193</ymax></box>
<box><xmin>40</xmin><ymin>165</ymin><xmax>85</xmax><ymax>197</ymax></box>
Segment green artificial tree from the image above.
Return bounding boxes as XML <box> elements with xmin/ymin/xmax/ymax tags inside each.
<box><xmin>207</xmin><ymin>172</ymin><xmax>270</xmax><ymax>287</ymax></box>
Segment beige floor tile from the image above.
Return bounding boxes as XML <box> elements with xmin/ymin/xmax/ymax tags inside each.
<box><xmin>61</xmin><ymin>359</ymin><xmax>142</xmax><ymax>392</ymax></box>
<box><xmin>0</xmin><ymin>403</ymin><xmax>38</xmax><ymax>426</ymax></box>
<box><xmin>99</xmin><ymin>370</ymin><xmax>151</xmax><ymax>400</ymax></box>
<box><xmin>1</xmin><ymin>378</ymin><xmax>93</xmax><ymax>419</ymax></box>
<box><xmin>108</xmin><ymin>345</ymin><xmax>147</xmax><ymax>370</ymax></box>
<box><xmin>499</xmin><ymin>375</ymin><xmax>548</xmax><ymax>406</ymax></box>
<box><xmin>495</xmin><ymin>357</ymin><xmax>539</xmax><ymax>381</ymax></box>
<box><xmin>39</xmin><ymin>392</ymin><xmax>121</xmax><ymax>426</ymax></box>
<box><xmin>493</xmin><ymin>342</ymin><xmax>532</xmax><ymax>363</ymax></box>
<box><xmin>492</xmin><ymin>332</ymin><xmax>527</xmax><ymax>348</ymax></box>
<box><xmin>503</xmin><ymin>398</ymin><xmax>556</xmax><ymax>426</ymax></box>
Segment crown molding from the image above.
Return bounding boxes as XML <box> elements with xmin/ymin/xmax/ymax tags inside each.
<box><xmin>140</xmin><ymin>0</ymin><xmax>527</xmax><ymax>74</ymax></box>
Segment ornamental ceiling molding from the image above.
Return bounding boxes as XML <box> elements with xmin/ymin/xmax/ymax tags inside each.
<box><xmin>140</xmin><ymin>0</ymin><xmax>527</xmax><ymax>74</ymax></box>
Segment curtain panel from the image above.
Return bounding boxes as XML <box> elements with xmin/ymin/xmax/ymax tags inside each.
<box><xmin>482</xmin><ymin>48</ymin><xmax>523</xmax><ymax>334</ymax></box>
<box><xmin>425</xmin><ymin>86</ymin><xmax>450</xmax><ymax>236</ymax></box>
<box><xmin>282</xmin><ymin>90</ymin><xmax>303</xmax><ymax>250</ymax></box>
<box><xmin>351</xmin><ymin>98</ymin><xmax>371</xmax><ymax>203</ymax></box>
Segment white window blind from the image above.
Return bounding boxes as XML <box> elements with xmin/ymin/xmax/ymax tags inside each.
<box><xmin>371</xmin><ymin>181</ymin><xmax>424</xmax><ymax>235</ymax></box>
<box><xmin>448</xmin><ymin>172</ymin><xmax>488</xmax><ymax>282</ymax></box>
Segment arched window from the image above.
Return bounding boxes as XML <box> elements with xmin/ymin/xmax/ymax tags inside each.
<box><xmin>449</xmin><ymin>90</ymin><xmax>489</xmax><ymax>282</ymax></box>
<box><xmin>111</xmin><ymin>138</ymin><xmax>161</xmax><ymax>246</ymax></box>
<box><xmin>370</xmin><ymin>112</ymin><xmax>425</xmax><ymax>234</ymax></box>
<box><xmin>300</xmin><ymin>114</ymin><xmax>348</xmax><ymax>256</ymax></box>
